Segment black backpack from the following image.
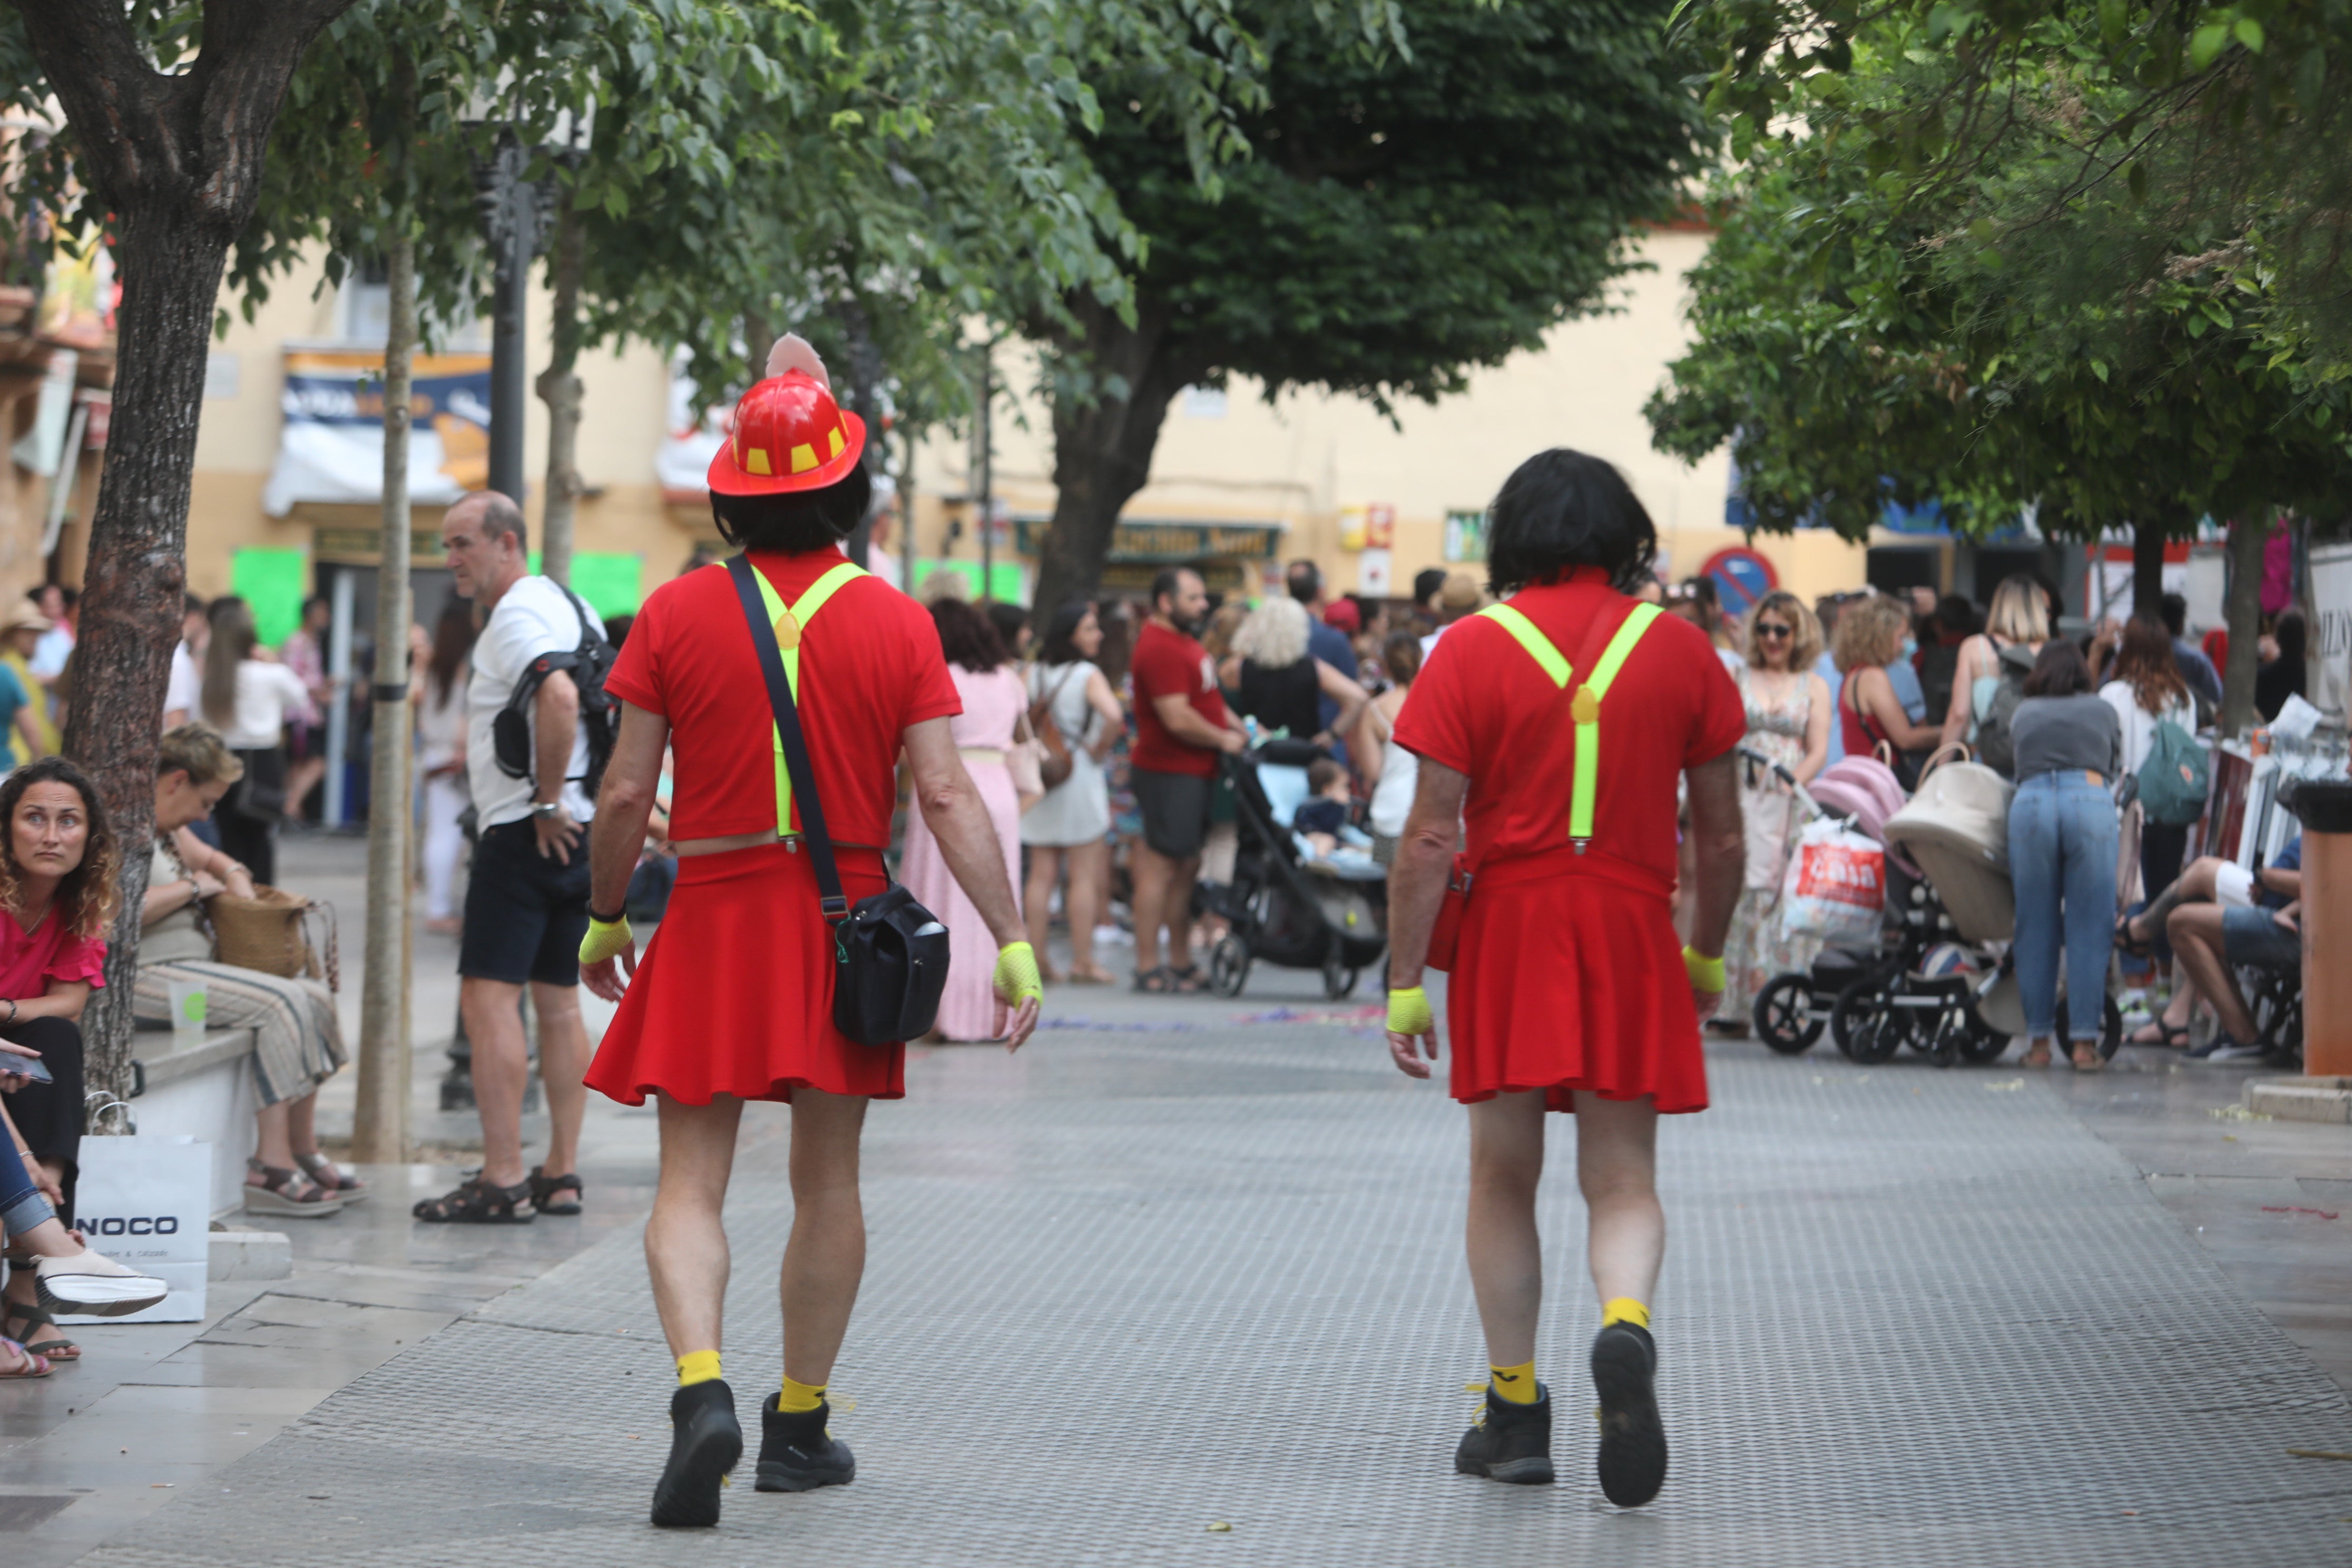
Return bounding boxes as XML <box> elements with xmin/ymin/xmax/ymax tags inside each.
<box><xmin>492</xmin><ymin>583</ymin><xmax>618</xmax><ymax>798</ymax></box>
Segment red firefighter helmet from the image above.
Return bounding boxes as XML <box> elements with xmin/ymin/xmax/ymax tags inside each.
<box><xmin>705</xmin><ymin>370</ymin><xmax>866</xmax><ymax>496</ymax></box>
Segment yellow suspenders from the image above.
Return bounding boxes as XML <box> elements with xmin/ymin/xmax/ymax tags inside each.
<box><xmin>1477</xmin><ymin>599</ymin><xmax>1663</xmax><ymax>852</ymax></box>
<box><xmin>743</xmin><ymin>559</ymin><xmax>866</xmax><ymax>834</ymax></box>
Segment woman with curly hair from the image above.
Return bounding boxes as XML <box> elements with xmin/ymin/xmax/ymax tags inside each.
<box><xmin>0</xmin><ymin>754</ymin><xmax>131</xmax><ymax>1360</ymax></box>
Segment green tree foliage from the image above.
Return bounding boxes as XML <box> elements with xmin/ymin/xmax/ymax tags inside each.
<box><xmin>1030</xmin><ymin>0</ymin><xmax>1710</xmax><ymax>610</ymax></box>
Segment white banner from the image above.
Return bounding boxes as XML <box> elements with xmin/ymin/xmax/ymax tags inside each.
<box><xmin>58</xmin><ymin>1135</ymin><xmax>210</xmax><ymax>1324</ymax></box>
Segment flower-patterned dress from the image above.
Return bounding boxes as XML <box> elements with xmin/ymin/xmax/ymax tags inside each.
<box><xmin>1721</xmin><ymin>665</ymin><xmax>1822</xmax><ymax>1017</ymax></box>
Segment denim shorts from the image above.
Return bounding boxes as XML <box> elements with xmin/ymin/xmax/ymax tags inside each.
<box><xmin>2221</xmin><ymin>905</ymin><xmax>2300</xmax><ymax>970</ymax></box>
<box><xmin>459</xmin><ymin>819</ymin><xmax>594</xmax><ymax>986</ymax></box>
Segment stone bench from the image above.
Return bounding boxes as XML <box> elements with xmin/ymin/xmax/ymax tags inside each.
<box><xmin>130</xmin><ymin>1023</ymin><xmax>261</xmax><ymax>1216</ymax></box>
<box><xmin>2242</xmin><ymin>1075</ymin><xmax>2352</xmax><ymax>1126</ymax></box>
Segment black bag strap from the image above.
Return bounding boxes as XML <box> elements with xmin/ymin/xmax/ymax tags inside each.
<box><xmin>727</xmin><ymin>554</ymin><xmax>849</xmax><ymax>922</ymax></box>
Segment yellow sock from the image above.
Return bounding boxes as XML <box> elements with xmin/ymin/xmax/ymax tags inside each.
<box><xmin>1602</xmin><ymin>1297</ymin><xmax>1650</xmax><ymax>1330</ymax></box>
<box><xmin>676</xmin><ymin>1350</ymin><xmax>722</xmax><ymax>1387</ymax></box>
<box><xmin>777</xmin><ymin>1376</ymin><xmax>826</xmax><ymax>1414</ymax></box>
<box><xmin>1488</xmin><ymin>1360</ymin><xmax>1538</xmax><ymax>1405</ymax></box>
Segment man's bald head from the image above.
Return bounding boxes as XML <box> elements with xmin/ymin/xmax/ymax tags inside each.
<box><xmin>445</xmin><ymin>489</ymin><xmax>527</xmax><ymax>551</ymax></box>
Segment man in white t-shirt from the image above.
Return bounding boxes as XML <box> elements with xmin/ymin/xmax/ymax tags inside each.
<box><xmin>418</xmin><ymin>491</ymin><xmax>597</xmax><ymax>1225</ymax></box>
<box><xmin>162</xmin><ymin>593</ymin><xmax>209</xmax><ymax>729</ymax></box>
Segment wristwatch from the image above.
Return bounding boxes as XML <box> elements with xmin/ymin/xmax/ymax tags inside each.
<box><xmin>531</xmin><ymin>801</ymin><xmax>561</xmax><ymax>820</ymax></box>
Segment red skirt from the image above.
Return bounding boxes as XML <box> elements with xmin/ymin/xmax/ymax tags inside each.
<box><xmin>1448</xmin><ymin>849</ymin><xmax>1708</xmax><ymax>1114</ymax></box>
<box><xmin>584</xmin><ymin>841</ymin><xmax>904</xmax><ymax>1106</ymax></box>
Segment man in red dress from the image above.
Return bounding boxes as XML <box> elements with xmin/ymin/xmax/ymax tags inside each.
<box><xmin>576</xmin><ymin>337</ymin><xmax>1041</xmax><ymax>1528</ymax></box>
<box><xmin>1384</xmin><ymin>448</ymin><xmax>1746</xmax><ymax>1509</ymax></box>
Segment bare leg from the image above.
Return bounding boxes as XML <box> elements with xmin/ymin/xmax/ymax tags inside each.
<box><xmin>647</xmin><ymin>1095</ymin><xmax>743</xmax><ymax>1360</ymax></box>
<box><xmin>286</xmin><ymin>1091</ymin><xmax>321</xmax><ymax>1158</ymax></box>
<box><xmin>1576</xmin><ymin>1094</ymin><xmax>1664</xmax><ymax>1307</ymax></box>
<box><xmin>1066</xmin><ymin>840</ymin><xmax>1111</xmax><ymax>978</ymax></box>
<box><xmin>285</xmin><ymin>756</ymin><xmax>327</xmax><ymax>820</ymax></box>
<box><xmin>1130</xmin><ymin>843</ymin><xmax>1174</xmax><ymax>974</ymax></box>
<box><xmin>1162</xmin><ymin>854</ymin><xmax>1202</xmax><ymax>973</ymax></box>
<box><xmin>2128</xmin><ymin>857</ymin><xmax>2223</xmax><ymax>946</ymax></box>
<box><xmin>1465</xmin><ymin>1090</ymin><xmax>1547</xmax><ymax>1368</ymax></box>
<box><xmin>1024</xmin><ymin>846</ymin><xmax>1064</xmax><ymax>979</ymax></box>
<box><xmin>2169</xmin><ymin>905</ymin><xmax>2257</xmax><ymax>1041</ymax></box>
<box><xmin>460</xmin><ymin>977</ymin><xmax>531</xmax><ymax>1188</ymax></box>
<box><xmin>780</xmin><ymin>1089</ymin><xmax>869</xmax><ymax>1388</ymax></box>
<box><xmin>254</xmin><ymin>1099</ymin><xmax>295</xmax><ymax>1169</ymax></box>
<box><xmin>530</xmin><ymin>981</ymin><xmax>592</xmax><ymax>1181</ymax></box>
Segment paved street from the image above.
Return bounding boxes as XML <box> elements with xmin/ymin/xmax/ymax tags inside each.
<box><xmin>5</xmin><ymin>839</ymin><xmax>2351</xmax><ymax>1565</ymax></box>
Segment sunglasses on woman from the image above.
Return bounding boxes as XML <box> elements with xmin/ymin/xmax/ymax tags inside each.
<box><xmin>1755</xmin><ymin>622</ymin><xmax>1793</xmax><ymax>640</ymax></box>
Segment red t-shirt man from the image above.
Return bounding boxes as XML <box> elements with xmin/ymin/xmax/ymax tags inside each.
<box><xmin>1124</xmin><ymin>569</ymin><xmax>1242</xmax><ymax>988</ymax></box>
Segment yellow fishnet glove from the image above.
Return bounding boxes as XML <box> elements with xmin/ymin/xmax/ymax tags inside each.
<box><xmin>1682</xmin><ymin>946</ymin><xmax>1725</xmax><ymax>993</ymax></box>
<box><xmin>579</xmin><ymin>915</ymin><xmax>634</xmax><ymax>967</ymax></box>
<box><xmin>1387</xmin><ymin>985</ymin><xmax>1434</xmax><ymax>1036</ymax></box>
<box><xmin>992</xmin><ymin>942</ymin><xmax>1043</xmax><ymax>1010</ymax></box>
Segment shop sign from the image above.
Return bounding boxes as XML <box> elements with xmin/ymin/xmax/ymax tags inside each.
<box><xmin>1444</xmin><ymin>509</ymin><xmax>1486</xmax><ymax>563</ymax></box>
<box><xmin>263</xmin><ymin>347</ymin><xmax>493</xmax><ymax>516</ymax></box>
<box><xmin>1014</xmin><ymin>518</ymin><xmax>1282</xmax><ymax>562</ymax></box>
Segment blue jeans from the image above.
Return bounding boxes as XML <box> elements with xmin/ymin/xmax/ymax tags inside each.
<box><xmin>0</xmin><ymin>1119</ymin><xmax>55</xmax><ymax>1237</ymax></box>
<box><xmin>2009</xmin><ymin>771</ymin><xmax>2118</xmax><ymax>1041</ymax></box>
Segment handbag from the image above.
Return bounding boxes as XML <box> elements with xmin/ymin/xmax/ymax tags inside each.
<box><xmin>1008</xmin><ymin>708</ymin><xmax>1047</xmax><ymax>810</ymax></box>
<box><xmin>204</xmin><ymin>885</ymin><xmax>340</xmax><ymax>990</ymax></box>
<box><xmin>727</xmin><ymin>555</ymin><xmax>950</xmax><ymax>1046</ymax></box>
<box><xmin>1028</xmin><ymin>667</ymin><xmax>1079</xmax><ymax>791</ymax></box>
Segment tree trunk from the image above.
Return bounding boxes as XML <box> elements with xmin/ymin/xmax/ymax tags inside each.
<box><xmin>2221</xmin><ymin>509</ymin><xmax>2270</xmax><ymax>739</ymax></box>
<box><xmin>2131</xmin><ymin>514</ymin><xmax>2170</xmax><ymax>622</ymax></box>
<box><xmin>535</xmin><ymin>189</ymin><xmax>585</xmax><ymax>589</ymax></box>
<box><xmin>830</xmin><ymin>296</ymin><xmax>885</xmax><ymax>569</ymax></box>
<box><xmin>1033</xmin><ymin>297</ymin><xmax>1194</xmax><ymax>615</ymax></box>
<box><xmin>15</xmin><ymin>0</ymin><xmax>355</xmax><ymax>1106</ymax></box>
<box><xmin>352</xmin><ymin>231</ymin><xmax>415</xmax><ymax>1165</ymax></box>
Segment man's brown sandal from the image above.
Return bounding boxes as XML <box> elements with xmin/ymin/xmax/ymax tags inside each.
<box><xmin>528</xmin><ymin>1167</ymin><xmax>583</xmax><ymax>1216</ymax></box>
<box><xmin>411</xmin><ymin>1175</ymin><xmax>535</xmax><ymax>1224</ymax></box>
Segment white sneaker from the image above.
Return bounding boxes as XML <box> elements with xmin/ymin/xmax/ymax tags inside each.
<box><xmin>2208</xmin><ymin>1042</ymin><xmax>2271</xmax><ymax>1063</ymax></box>
<box><xmin>35</xmin><ymin>1249</ymin><xmax>169</xmax><ymax>1316</ymax></box>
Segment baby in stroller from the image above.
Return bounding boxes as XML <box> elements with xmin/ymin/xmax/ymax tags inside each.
<box><xmin>1294</xmin><ymin>759</ymin><xmax>1384</xmax><ymax>880</ymax></box>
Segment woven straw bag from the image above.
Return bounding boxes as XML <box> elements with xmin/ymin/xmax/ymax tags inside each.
<box><xmin>203</xmin><ymin>886</ymin><xmax>340</xmax><ymax>991</ymax></box>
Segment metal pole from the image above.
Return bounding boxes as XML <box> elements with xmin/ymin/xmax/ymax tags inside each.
<box><xmin>977</xmin><ymin>345</ymin><xmax>993</xmax><ymax>600</ymax></box>
<box><xmin>323</xmin><ymin>569</ymin><xmax>355</xmax><ymax>826</ymax></box>
<box><xmin>352</xmin><ymin>233</ymin><xmax>417</xmax><ymax>1165</ymax></box>
<box><xmin>475</xmin><ymin>128</ymin><xmax>534</xmax><ymax>506</ymax></box>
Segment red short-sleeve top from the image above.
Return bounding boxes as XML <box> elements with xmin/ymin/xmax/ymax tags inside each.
<box><xmin>604</xmin><ymin>548</ymin><xmax>961</xmax><ymax>847</ymax></box>
<box><xmin>1129</xmin><ymin>620</ymin><xmax>1228</xmax><ymax>777</ymax></box>
<box><xmin>0</xmin><ymin>908</ymin><xmax>107</xmax><ymax>999</ymax></box>
<box><xmin>1394</xmin><ymin>568</ymin><xmax>1746</xmax><ymax>888</ymax></box>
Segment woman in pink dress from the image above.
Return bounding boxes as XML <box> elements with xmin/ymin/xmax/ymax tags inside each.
<box><xmin>898</xmin><ymin>599</ymin><xmax>1027</xmax><ymax>1040</ymax></box>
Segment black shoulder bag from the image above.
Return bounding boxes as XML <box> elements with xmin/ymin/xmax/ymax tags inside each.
<box><xmin>727</xmin><ymin>554</ymin><xmax>950</xmax><ymax>1046</ymax></box>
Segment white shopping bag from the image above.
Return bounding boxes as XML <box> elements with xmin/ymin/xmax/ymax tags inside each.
<box><xmin>57</xmin><ymin>1134</ymin><xmax>210</xmax><ymax>1324</ymax></box>
<box><xmin>1779</xmin><ymin>818</ymin><xmax>1887</xmax><ymax>945</ymax></box>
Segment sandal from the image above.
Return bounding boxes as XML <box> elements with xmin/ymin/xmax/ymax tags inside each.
<box><xmin>296</xmin><ymin>1152</ymin><xmax>369</xmax><ymax>1202</ymax></box>
<box><xmin>1132</xmin><ymin>966</ymin><xmax>1177</xmax><ymax>994</ymax></box>
<box><xmin>412</xmin><ymin>1175</ymin><xmax>536</xmax><ymax>1224</ymax></box>
<box><xmin>2114</xmin><ymin>914</ymin><xmax>2153</xmax><ymax>961</ymax></box>
<box><xmin>244</xmin><ymin>1158</ymin><xmax>345</xmax><ymax>1218</ymax></box>
<box><xmin>4</xmin><ymin>1299</ymin><xmax>80</xmax><ymax>1361</ymax></box>
<box><xmin>2070</xmin><ymin>1042</ymin><xmax>2105</xmax><ymax>1072</ymax></box>
<box><xmin>527</xmin><ymin>1167</ymin><xmax>583</xmax><ymax>1217</ymax></box>
<box><xmin>0</xmin><ymin>1335</ymin><xmax>52</xmax><ymax>1379</ymax></box>
<box><xmin>1167</xmin><ymin>965</ymin><xmax>1208</xmax><ymax>994</ymax></box>
<box><xmin>2124</xmin><ymin>1019</ymin><xmax>2189</xmax><ymax>1048</ymax></box>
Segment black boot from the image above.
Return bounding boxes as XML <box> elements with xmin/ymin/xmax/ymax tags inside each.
<box><xmin>1591</xmin><ymin>1322</ymin><xmax>1667</xmax><ymax>1507</ymax></box>
<box><xmin>1454</xmin><ymin>1385</ymin><xmax>1555</xmax><ymax>1484</ymax></box>
<box><xmin>756</xmin><ymin>1394</ymin><xmax>857</xmax><ymax>1492</ymax></box>
<box><xmin>650</xmin><ymin>1380</ymin><xmax>742</xmax><ymax>1528</ymax></box>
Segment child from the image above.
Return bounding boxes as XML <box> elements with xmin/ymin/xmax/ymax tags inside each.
<box><xmin>1293</xmin><ymin>759</ymin><xmax>1354</xmax><ymax>858</ymax></box>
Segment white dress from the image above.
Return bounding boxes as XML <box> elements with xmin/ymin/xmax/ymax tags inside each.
<box><xmin>1020</xmin><ymin>661</ymin><xmax>1111</xmax><ymax>847</ymax></box>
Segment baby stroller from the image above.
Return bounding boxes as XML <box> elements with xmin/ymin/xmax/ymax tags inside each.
<box><xmin>1746</xmin><ymin>753</ymin><xmax>1935</xmax><ymax>1056</ymax></box>
<box><xmin>1202</xmin><ymin>738</ymin><xmax>1388</xmax><ymax>999</ymax></box>
<box><xmin>1871</xmin><ymin>756</ymin><xmax>2122</xmax><ymax>1063</ymax></box>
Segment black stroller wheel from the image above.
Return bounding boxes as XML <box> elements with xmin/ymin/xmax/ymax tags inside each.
<box><xmin>1831</xmin><ymin>981</ymin><xmax>1904</xmax><ymax>1064</ymax></box>
<box><xmin>1956</xmin><ymin>1004</ymin><xmax>2011</xmax><ymax>1064</ymax></box>
<box><xmin>1753</xmin><ymin>973</ymin><xmax>1822</xmax><ymax>1054</ymax></box>
<box><xmin>2096</xmin><ymin>991</ymin><xmax>2123</xmax><ymax>1060</ymax></box>
<box><xmin>1322</xmin><ymin>957</ymin><xmax>1359</xmax><ymax>1000</ymax></box>
<box><xmin>1209</xmin><ymin>934</ymin><xmax>1252</xmax><ymax>998</ymax></box>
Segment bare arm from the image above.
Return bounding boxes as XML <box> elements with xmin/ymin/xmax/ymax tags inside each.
<box><xmin>1384</xmin><ymin>756</ymin><xmax>1466</xmax><ymax>1079</ymax></box>
<box><xmin>1938</xmin><ymin>636</ymin><xmax>1986</xmax><ymax>748</ymax></box>
<box><xmin>1314</xmin><ymin>660</ymin><xmax>1370</xmax><ymax>747</ymax></box>
<box><xmin>906</xmin><ymin>716</ymin><xmax>1040</xmax><ymax>1047</ymax></box>
<box><xmin>1683</xmin><ymin>750</ymin><xmax>1745</xmax><ymax>1017</ymax></box>
<box><xmin>1795</xmin><ymin>672</ymin><xmax>1832</xmax><ymax>785</ymax></box>
<box><xmin>1152</xmin><ymin>691</ymin><xmax>1244</xmax><ymax>754</ymax></box>
<box><xmin>1082</xmin><ymin>670</ymin><xmax>1124</xmax><ymax>762</ymax></box>
<box><xmin>578</xmin><ymin>702</ymin><xmax>669</xmax><ymax>1004</ymax></box>
<box><xmin>531</xmin><ymin>668</ymin><xmax>583</xmax><ymax>863</ymax></box>
<box><xmin>6</xmin><ymin>978</ymin><xmax>92</xmax><ymax>1026</ymax></box>
<box><xmin>1860</xmin><ymin>667</ymin><xmax>1942</xmax><ymax>751</ymax></box>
